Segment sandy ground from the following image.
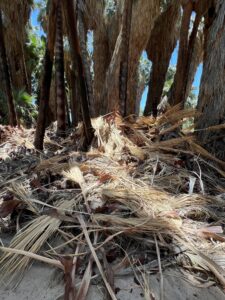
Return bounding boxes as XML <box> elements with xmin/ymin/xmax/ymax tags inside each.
<box><xmin>1</xmin><ymin>262</ymin><xmax>225</xmax><ymax>300</ymax></box>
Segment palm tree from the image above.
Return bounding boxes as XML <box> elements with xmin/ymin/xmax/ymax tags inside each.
<box><xmin>126</xmin><ymin>0</ymin><xmax>160</xmax><ymax>115</ymax></box>
<box><xmin>119</xmin><ymin>0</ymin><xmax>133</xmax><ymax>117</ymax></box>
<box><xmin>55</xmin><ymin>0</ymin><xmax>66</xmax><ymax>135</ymax></box>
<box><xmin>92</xmin><ymin>0</ymin><xmax>113</xmax><ymax>116</ymax></box>
<box><xmin>196</xmin><ymin>0</ymin><xmax>225</xmax><ymax>158</ymax></box>
<box><xmin>34</xmin><ymin>0</ymin><xmax>56</xmax><ymax>150</ymax></box>
<box><xmin>63</xmin><ymin>0</ymin><xmax>94</xmax><ymax>149</ymax></box>
<box><xmin>0</xmin><ymin>10</ymin><xmax>17</xmax><ymax>126</ymax></box>
<box><xmin>84</xmin><ymin>0</ymin><xmax>160</xmax><ymax>117</ymax></box>
<box><xmin>0</xmin><ymin>0</ymin><xmax>31</xmax><ymax>94</ymax></box>
<box><xmin>144</xmin><ymin>2</ymin><xmax>180</xmax><ymax>116</ymax></box>
<box><xmin>77</xmin><ymin>0</ymin><xmax>95</xmax><ymax>117</ymax></box>
<box><xmin>168</xmin><ymin>1</ymin><xmax>193</xmax><ymax>107</ymax></box>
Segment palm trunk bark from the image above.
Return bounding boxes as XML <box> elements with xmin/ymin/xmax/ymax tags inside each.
<box><xmin>196</xmin><ymin>0</ymin><xmax>225</xmax><ymax>159</ymax></box>
<box><xmin>55</xmin><ymin>0</ymin><xmax>66</xmax><ymax>135</ymax></box>
<box><xmin>169</xmin><ymin>1</ymin><xmax>193</xmax><ymax>106</ymax></box>
<box><xmin>119</xmin><ymin>0</ymin><xmax>133</xmax><ymax>117</ymax></box>
<box><xmin>77</xmin><ymin>3</ymin><xmax>95</xmax><ymax>118</ymax></box>
<box><xmin>63</xmin><ymin>0</ymin><xmax>94</xmax><ymax>149</ymax></box>
<box><xmin>184</xmin><ymin>32</ymin><xmax>203</xmax><ymax>101</ymax></box>
<box><xmin>126</xmin><ymin>0</ymin><xmax>160</xmax><ymax>116</ymax></box>
<box><xmin>181</xmin><ymin>12</ymin><xmax>201</xmax><ymax>105</ymax></box>
<box><xmin>34</xmin><ymin>0</ymin><xmax>56</xmax><ymax>150</ymax></box>
<box><xmin>92</xmin><ymin>1</ymin><xmax>110</xmax><ymax>116</ymax></box>
<box><xmin>145</xmin><ymin>61</ymin><xmax>171</xmax><ymax>117</ymax></box>
<box><xmin>0</xmin><ymin>10</ymin><xmax>17</xmax><ymax>126</ymax></box>
<box><xmin>144</xmin><ymin>2</ymin><xmax>180</xmax><ymax>116</ymax></box>
<box><xmin>70</xmin><ymin>66</ymin><xmax>81</xmax><ymax>127</ymax></box>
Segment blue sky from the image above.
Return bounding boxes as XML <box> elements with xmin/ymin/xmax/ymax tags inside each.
<box><xmin>31</xmin><ymin>8</ymin><xmax>45</xmax><ymax>36</ymax></box>
<box><xmin>31</xmin><ymin>9</ymin><xmax>39</xmax><ymax>26</ymax></box>
<box><xmin>31</xmin><ymin>8</ymin><xmax>203</xmax><ymax>109</ymax></box>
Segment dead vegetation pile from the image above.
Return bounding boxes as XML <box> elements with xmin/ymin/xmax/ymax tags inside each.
<box><xmin>1</xmin><ymin>106</ymin><xmax>225</xmax><ymax>299</ymax></box>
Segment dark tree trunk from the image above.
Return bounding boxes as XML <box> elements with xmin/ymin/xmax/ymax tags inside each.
<box><xmin>34</xmin><ymin>0</ymin><xmax>56</xmax><ymax>150</ymax></box>
<box><xmin>70</xmin><ymin>66</ymin><xmax>81</xmax><ymax>127</ymax></box>
<box><xmin>196</xmin><ymin>0</ymin><xmax>225</xmax><ymax>159</ymax></box>
<box><xmin>126</xmin><ymin>0</ymin><xmax>160</xmax><ymax>116</ymax></box>
<box><xmin>0</xmin><ymin>10</ymin><xmax>17</xmax><ymax>126</ymax></box>
<box><xmin>144</xmin><ymin>2</ymin><xmax>180</xmax><ymax>116</ymax></box>
<box><xmin>20</xmin><ymin>39</ymin><xmax>30</xmax><ymax>94</ymax></box>
<box><xmin>77</xmin><ymin>2</ymin><xmax>95</xmax><ymax>117</ymax></box>
<box><xmin>55</xmin><ymin>1</ymin><xmax>66</xmax><ymax>135</ymax></box>
<box><xmin>145</xmin><ymin>61</ymin><xmax>171</xmax><ymax>117</ymax></box>
<box><xmin>34</xmin><ymin>49</ymin><xmax>54</xmax><ymax>149</ymax></box>
<box><xmin>63</xmin><ymin>0</ymin><xmax>94</xmax><ymax>149</ymax></box>
<box><xmin>119</xmin><ymin>0</ymin><xmax>133</xmax><ymax>117</ymax></box>
<box><xmin>168</xmin><ymin>1</ymin><xmax>193</xmax><ymax>106</ymax></box>
<box><xmin>184</xmin><ymin>33</ymin><xmax>203</xmax><ymax>102</ymax></box>
<box><xmin>92</xmin><ymin>0</ymin><xmax>110</xmax><ymax>116</ymax></box>
<box><xmin>181</xmin><ymin>12</ymin><xmax>201</xmax><ymax>105</ymax></box>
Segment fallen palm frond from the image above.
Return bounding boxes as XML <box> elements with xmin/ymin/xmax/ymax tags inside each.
<box><xmin>102</xmin><ymin>186</ymin><xmax>223</xmax><ymax>219</ymax></box>
<box><xmin>148</xmin><ymin>136</ymin><xmax>194</xmax><ymax>151</ymax></box>
<box><xmin>7</xmin><ymin>183</ymin><xmax>39</xmax><ymax>214</ymax></box>
<box><xmin>35</xmin><ymin>154</ymin><xmax>70</xmax><ymax>173</ymax></box>
<box><xmin>92</xmin><ymin>214</ymin><xmax>181</xmax><ymax>235</ymax></box>
<box><xmin>0</xmin><ymin>246</ymin><xmax>63</xmax><ymax>269</ymax></box>
<box><xmin>175</xmin><ymin>235</ymin><xmax>225</xmax><ymax>288</ymax></box>
<box><xmin>78</xmin><ymin>215</ymin><xmax>117</xmax><ymax>300</ymax></box>
<box><xmin>188</xmin><ymin>141</ymin><xmax>225</xmax><ymax>170</ymax></box>
<box><xmin>0</xmin><ymin>198</ymin><xmax>76</xmax><ymax>284</ymax></box>
<box><xmin>158</xmin><ymin>105</ymin><xmax>199</xmax><ymax>126</ymax></box>
<box><xmin>1</xmin><ymin>107</ymin><xmax>225</xmax><ymax>297</ymax></box>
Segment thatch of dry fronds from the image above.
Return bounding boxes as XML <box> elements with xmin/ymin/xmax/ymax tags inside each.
<box><xmin>0</xmin><ymin>183</ymin><xmax>77</xmax><ymax>285</ymax></box>
<box><xmin>1</xmin><ymin>107</ymin><xmax>225</xmax><ymax>295</ymax></box>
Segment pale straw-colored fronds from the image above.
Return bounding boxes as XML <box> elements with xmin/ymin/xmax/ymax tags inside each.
<box><xmin>0</xmin><ymin>198</ymin><xmax>76</xmax><ymax>285</ymax></box>
<box><xmin>7</xmin><ymin>183</ymin><xmax>39</xmax><ymax>214</ymax></box>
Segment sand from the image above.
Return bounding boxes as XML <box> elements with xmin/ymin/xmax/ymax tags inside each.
<box><xmin>1</xmin><ymin>262</ymin><xmax>225</xmax><ymax>300</ymax></box>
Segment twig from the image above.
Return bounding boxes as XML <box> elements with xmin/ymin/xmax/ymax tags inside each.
<box><xmin>77</xmin><ymin>215</ymin><xmax>117</xmax><ymax>300</ymax></box>
<box><xmin>0</xmin><ymin>246</ymin><xmax>63</xmax><ymax>270</ymax></box>
<box><xmin>154</xmin><ymin>234</ymin><xmax>164</xmax><ymax>300</ymax></box>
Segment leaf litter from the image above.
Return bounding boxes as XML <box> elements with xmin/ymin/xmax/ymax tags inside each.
<box><xmin>1</xmin><ymin>107</ymin><xmax>225</xmax><ymax>298</ymax></box>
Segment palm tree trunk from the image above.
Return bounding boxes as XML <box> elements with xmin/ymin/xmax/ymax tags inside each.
<box><xmin>119</xmin><ymin>0</ymin><xmax>133</xmax><ymax>117</ymax></box>
<box><xmin>184</xmin><ymin>32</ymin><xmax>203</xmax><ymax>101</ymax></box>
<box><xmin>169</xmin><ymin>1</ymin><xmax>193</xmax><ymax>106</ymax></box>
<box><xmin>144</xmin><ymin>2</ymin><xmax>180</xmax><ymax>116</ymax></box>
<box><xmin>77</xmin><ymin>2</ymin><xmax>95</xmax><ymax>118</ymax></box>
<box><xmin>34</xmin><ymin>0</ymin><xmax>56</xmax><ymax>150</ymax></box>
<box><xmin>196</xmin><ymin>0</ymin><xmax>225</xmax><ymax>158</ymax></box>
<box><xmin>70</xmin><ymin>66</ymin><xmax>81</xmax><ymax>127</ymax></box>
<box><xmin>126</xmin><ymin>0</ymin><xmax>160</xmax><ymax>116</ymax></box>
<box><xmin>63</xmin><ymin>0</ymin><xmax>94</xmax><ymax>149</ymax></box>
<box><xmin>145</xmin><ymin>61</ymin><xmax>171</xmax><ymax>117</ymax></box>
<box><xmin>0</xmin><ymin>10</ymin><xmax>17</xmax><ymax>126</ymax></box>
<box><xmin>182</xmin><ymin>12</ymin><xmax>201</xmax><ymax>105</ymax></box>
<box><xmin>55</xmin><ymin>0</ymin><xmax>66</xmax><ymax>135</ymax></box>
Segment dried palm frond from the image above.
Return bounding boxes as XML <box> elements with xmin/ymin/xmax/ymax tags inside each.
<box><xmin>62</xmin><ymin>165</ymin><xmax>85</xmax><ymax>186</ymax></box>
<box><xmin>101</xmin><ymin>184</ymin><xmax>224</xmax><ymax>224</ymax></box>
<box><xmin>92</xmin><ymin>116</ymin><xmax>146</xmax><ymax>160</ymax></box>
<box><xmin>93</xmin><ymin>214</ymin><xmax>181</xmax><ymax>235</ymax></box>
<box><xmin>148</xmin><ymin>136</ymin><xmax>194</xmax><ymax>151</ymax></box>
<box><xmin>0</xmin><ymin>198</ymin><xmax>76</xmax><ymax>285</ymax></box>
<box><xmin>1</xmin><ymin>103</ymin><xmax>225</xmax><ymax>294</ymax></box>
<box><xmin>158</xmin><ymin>106</ymin><xmax>199</xmax><ymax>126</ymax></box>
<box><xmin>35</xmin><ymin>154</ymin><xmax>69</xmax><ymax>173</ymax></box>
<box><xmin>7</xmin><ymin>183</ymin><xmax>39</xmax><ymax>214</ymax></box>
